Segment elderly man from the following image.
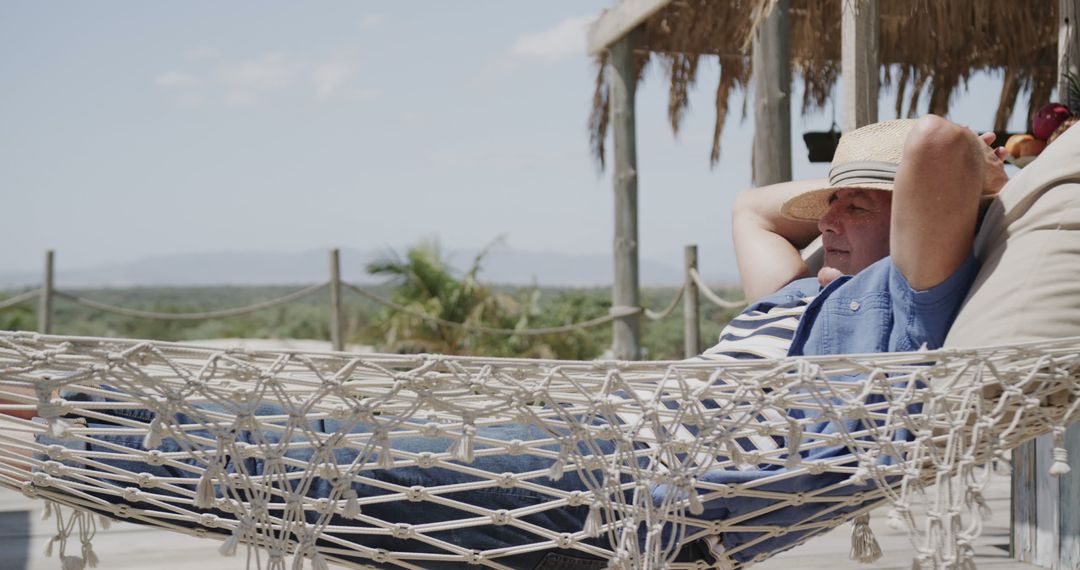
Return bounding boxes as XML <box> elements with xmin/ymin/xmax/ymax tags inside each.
<box><xmin>702</xmin><ymin>115</ymin><xmax>1007</xmax><ymax>364</ymax></box>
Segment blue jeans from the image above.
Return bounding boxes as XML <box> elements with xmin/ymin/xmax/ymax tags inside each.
<box><xmin>40</xmin><ymin>391</ymin><xmax>882</xmax><ymax>568</ymax></box>
<box><xmin>39</xmin><ymin>392</ymin><xmax>719</xmax><ymax>569</ymax></box>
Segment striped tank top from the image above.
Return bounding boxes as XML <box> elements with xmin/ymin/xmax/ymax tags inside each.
<box><xmin>699</xmin><ymin>292</ymin><xmax>816</xmax><ymax>361</ymax></box>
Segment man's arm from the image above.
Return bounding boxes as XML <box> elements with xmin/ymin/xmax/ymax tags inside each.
<box><xmin>891</xmin><ymin>116</ymin><xmax>1004</xmax><ymax>290</ymax></box>
<box><xmin>732</xmin><ymin>179</ymin><xmax>825</xmax><ymax>300</ymax></box>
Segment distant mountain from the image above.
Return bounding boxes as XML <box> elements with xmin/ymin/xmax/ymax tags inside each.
<box><xmin>0</xmin><ymin>248</ymin><xmax>737</xmax><ymax>289</ymax></box>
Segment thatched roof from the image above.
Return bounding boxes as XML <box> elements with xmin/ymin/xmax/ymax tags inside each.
<box><xmin>590</xmin><ymin>0</ymin><xmax>1061</xmax><ymax>167</ymax></box>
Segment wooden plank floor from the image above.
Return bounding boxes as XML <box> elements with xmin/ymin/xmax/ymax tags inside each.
<box><xmin>0</xmin><ymin>474</ymin><xmax>1040</xmax><ymax>570</ymax></box>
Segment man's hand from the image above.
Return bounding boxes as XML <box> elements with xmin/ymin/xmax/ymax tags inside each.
<box><xmin>979</xmin><ymin>131</ymin><xmax>1009</xmax><ymax>197</ymax></box>
<box><xmin>817</xmin><ymin>266</ymin><xmax>843</xmax><ymax>288</ymax></box>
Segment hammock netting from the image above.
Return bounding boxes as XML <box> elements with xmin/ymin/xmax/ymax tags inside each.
<box><xmin>0</xmin><ymin>331</ymin><xmax>1077</xmax><ymax>569</ymax></box>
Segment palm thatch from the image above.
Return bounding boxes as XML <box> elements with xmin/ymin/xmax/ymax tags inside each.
<box><xmin>591</xmin><ymin>0</ymin><xmax>1061</xmax><ymax>167</ymax></box>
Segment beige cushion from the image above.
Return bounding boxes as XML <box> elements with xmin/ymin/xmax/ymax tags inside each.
<box><xmin>945</xmin><ymin>123</ymin><xmax>1080</xmax><ymax>347</ymax></box>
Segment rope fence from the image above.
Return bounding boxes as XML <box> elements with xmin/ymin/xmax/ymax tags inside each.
<box><xmin>0</xmin><ymin>289</ymin><xmax>39</xmax><ymax>311</ymax></box>
<box><xmin>1</xmin><ymin>247</ymin><xmax>746</xmax><ymax>356</ymax></box>
<box><xmin>54</xmin><ymin>283</ymin><xmax>329</xmax><ymax>320</ymax></box>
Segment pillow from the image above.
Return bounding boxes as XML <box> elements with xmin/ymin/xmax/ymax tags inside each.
<box><xmin>945</xmin><ymin>123</ymin><xmax>1080</xmax><ymax>347</ymax></box>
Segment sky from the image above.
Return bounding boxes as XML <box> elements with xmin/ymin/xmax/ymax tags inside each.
<box><xmin>1</xmin><ymin>1</ymin><xmax>1033</xmax><ymax>284</ymax></box>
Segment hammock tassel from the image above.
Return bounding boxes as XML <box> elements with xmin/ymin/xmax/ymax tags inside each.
<box><xmin>82</xmin><ymin>542</ymin><xmax>99</xmax><ymax>568</ymax></box>
<box><xmin>218</xmin><ymin>526</ymin><xmax>241</xmax><ymax>557</ymax></box>
<box><xmin>376</xmin><ymin>441</ymin><xmax>394</xmax><ymax>470</ymax></box>
<box><xmin>849</xmin><ymin>513</ymin><xmax>883</xmax><ymax>563</ymax></box>
<box><xmin>548</xmin><ymin>453</ymin><xmax>566</xmax><ymax>481</ymax></box>
<box><xmin>44</xmin><ymin>535</ymin><xmax>57</xmax><ymax>557</ymax></box>
<box><xmin>785</xmin><ymin>421</ymin><xmax>803</xmax><ymax>469</ymax></box>
<box><xmin>98</xmin><ymin>515</ymin><xmax>111</xmax><ymax>530</ymax></box>
<box><xmin>450</xmin><ymin>425</ymin><xmax>476</xmax><ymax>464</ymax></box>
<box><xmin>583</xmin><ymin>502</ymin><xmax>602</xmax><ymax>537</ymax></box>
<box><xmin>143</xmin><ymin>417</ymin><xmax>164</xmax><ymax>449</ymax></box>
<box><xmin>311</xmin><ymin>552</ymin><xmax>330</xmax><ymax>570</ymax></box>
<box><xmin>687</xmin><ymin>479</ymin><xmax>704</xmax><ymax>516</ymax></box>
<box><xmin>194</xmin><ymin>469</ymin><xmax>217</xmax><ymax>509</ymax></box>
<box><xmin>1050</xmin><ymin>428</ymin><xmax>1071</xmax><ymax>476</ymax></box>
<box><xmin>688</xmin><ymin>490</ymin><xmax>704</xmax><ymax>516</ymax></box>
<box><xmin>342</xmin><ymin>488</ymin><xmax>361</xmax><ymax>519</ymax></box>
<box><xmin>42</xmin><ymin>501</ymin><xmax>53</xmax><ymax>521</ymax></box>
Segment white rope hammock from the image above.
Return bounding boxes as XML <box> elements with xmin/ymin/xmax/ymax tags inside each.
<box><xmin>1</xmin><ymin>331</ymin><xmax>1077</xmax><ymax>569</ymax></box>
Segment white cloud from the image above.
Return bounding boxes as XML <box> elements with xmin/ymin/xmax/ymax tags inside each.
<box><xmin>157</xmin><ymin>52</ymin><xmax>374</xmax><ymax>106</ymax></box>
<box><xmin>508</xmin><ymin>15</ymin><xmax>595</xmax><ymax>64</ymax></box>
<box><xmin>156</xmin><ymin>71</ymin><xmax>201</xmax><ymax>89</ymax></box>
<box><xmin>312</xmin><ymin>61</ymin><xmax>356</xmax><ymax>100</ymax></box>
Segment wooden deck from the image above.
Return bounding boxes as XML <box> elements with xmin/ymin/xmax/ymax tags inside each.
<box><xmin>0</xmin><ymin>473</ymin><xmax>1040</xmax><ymax>570</ymax></box>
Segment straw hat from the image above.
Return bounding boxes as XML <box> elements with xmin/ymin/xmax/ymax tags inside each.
<box><xmin>781</xmin><ymin>119</ymin><xmax>918</xmax><ymax>221</ymax></box>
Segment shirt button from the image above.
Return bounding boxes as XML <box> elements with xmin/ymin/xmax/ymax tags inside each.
<box><xmin>849</xmin><ymin>300</ymin><xmax>860</xmax><ymax>311</ymax></box>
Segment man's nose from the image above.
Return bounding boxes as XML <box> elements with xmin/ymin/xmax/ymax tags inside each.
<box><xmin>818</xmin><ymin>207</ymin><xmax>841</xmax><ymax>234</ymax></box>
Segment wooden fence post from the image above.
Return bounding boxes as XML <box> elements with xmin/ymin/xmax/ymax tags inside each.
<box><xmin>609</xmin><ymin>27</ymin><xmax>642</xmax><ymax>361</ymax></box>
<box><xmin>329</xmin><ymin>248</ymin><xmax>344</xmax><ymax>352</ymax></box>
<box><xmin>683</xmin><ymin>245</ymin><xmax>700</xmax><ymax>359</ymax></box>
<box><xmin>38</xmin><ymin>250</ymin><xmax>54</xmax><ymax>334</ymax></box>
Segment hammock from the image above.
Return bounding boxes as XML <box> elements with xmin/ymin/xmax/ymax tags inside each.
<box><xmin>1</xmin><ymin>331</ymin><xmax>1077</xmax><ymax>569</ymax></box>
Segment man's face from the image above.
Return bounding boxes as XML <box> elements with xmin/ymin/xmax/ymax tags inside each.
<box><xmin>817</xmin><ymin>188</ymin><xmax>892</xmax><ymax>275</ymax></box>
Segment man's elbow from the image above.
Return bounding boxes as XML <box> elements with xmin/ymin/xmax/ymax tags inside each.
<box><xmin>905</xmin><ymin>115</ymin><xmax>980</xmax><ymax>168</ymax></box>
<box><xmin>732</xmin><ymin>185</ymin><xmax>760</xmax><ymax>222</ymax></box>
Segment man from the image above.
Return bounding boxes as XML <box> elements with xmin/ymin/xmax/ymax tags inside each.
<box><xmin>704</xmin><ymin>116</ymin><xmax>1007</xmax><ymax>364</ymax></box>
<box><xmin>7</xmin><ymin>116</ymin><xmax>1007</xmax><ymax>569</ymax></box>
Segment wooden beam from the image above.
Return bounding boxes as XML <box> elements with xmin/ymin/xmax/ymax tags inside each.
<box><xmin>587</xmin><ymin>0</ymin><xmax>673</xmax><ymax>55</ymax></box>
<box><xmin>609</xmin><ymin>29</ymin><xmax>641</xmax><ymax>361</ymax></box>
<box><xmin>751</xmin><ymin>0</ymin><xmax>792</xmax><ymax>186</ymax></box>
<box><xmin>1060</xmin><ymin>0</ymin><xmax>1080</xmax><ymax>99</ymax></box>
<box><xmin>841</xmin><ymin>0</ymin><xmax>879</xmax><ymax>131</ymax></box>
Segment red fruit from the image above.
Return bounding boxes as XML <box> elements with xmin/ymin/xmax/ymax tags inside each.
<box><xmin>1033</xmin><ymin>102</ymin><xmax>1072</xmax><ymax>140</ymax></box>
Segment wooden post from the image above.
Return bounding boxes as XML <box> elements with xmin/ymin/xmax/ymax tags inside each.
<box><xmin>751</xmin><ymin>0</ymin><xmax>792</xmax><ymax>187</ymax></box>
<box><xmin>683</xmin><ymin>245</ymin><xmax>700</xmax><ymax>359</ymax></box>
<box><xmin>841</xmin><ymin>0</ymin><xmax>879</xmax><ymax>132</ymax></box>
<box><xmin>1060</xmin><ymin>0</ymin><xmax>1080</xmax><ymax>99</ymax></box>
<box><xmin>1060</xmin><ymin>425</ymin><xmax>1080</xmax><ymax>568</ymax></box>
<box><xmin>1012</xmin><ymin>6</ymin><xmax>1080</xmax><ymax>567</ymax></box>
<box><xmin>609</xmin><ymin>28</ymin><xmax>641</xmax><ymax>360</ymax></box>
<box><xmin>328</xmin><ymin>248</ymin><xmax>344</xmax><ymax>352</ymax></box>
<box><xmin>38</xmin><ymin>250</ymin><xmax>54</xmax><ymax>335</ymax></box>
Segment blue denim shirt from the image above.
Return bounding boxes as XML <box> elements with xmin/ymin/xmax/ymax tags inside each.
<box><xmin>745</xmin><ymin>254</ymin><xmax>980</xmax><ymax>358</ymax></box>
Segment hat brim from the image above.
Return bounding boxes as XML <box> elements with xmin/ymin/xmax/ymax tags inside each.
<box><xmin>780</xmin><ymin>181</ymin><xmax>895</xmax><ymax>221</ymax></box>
